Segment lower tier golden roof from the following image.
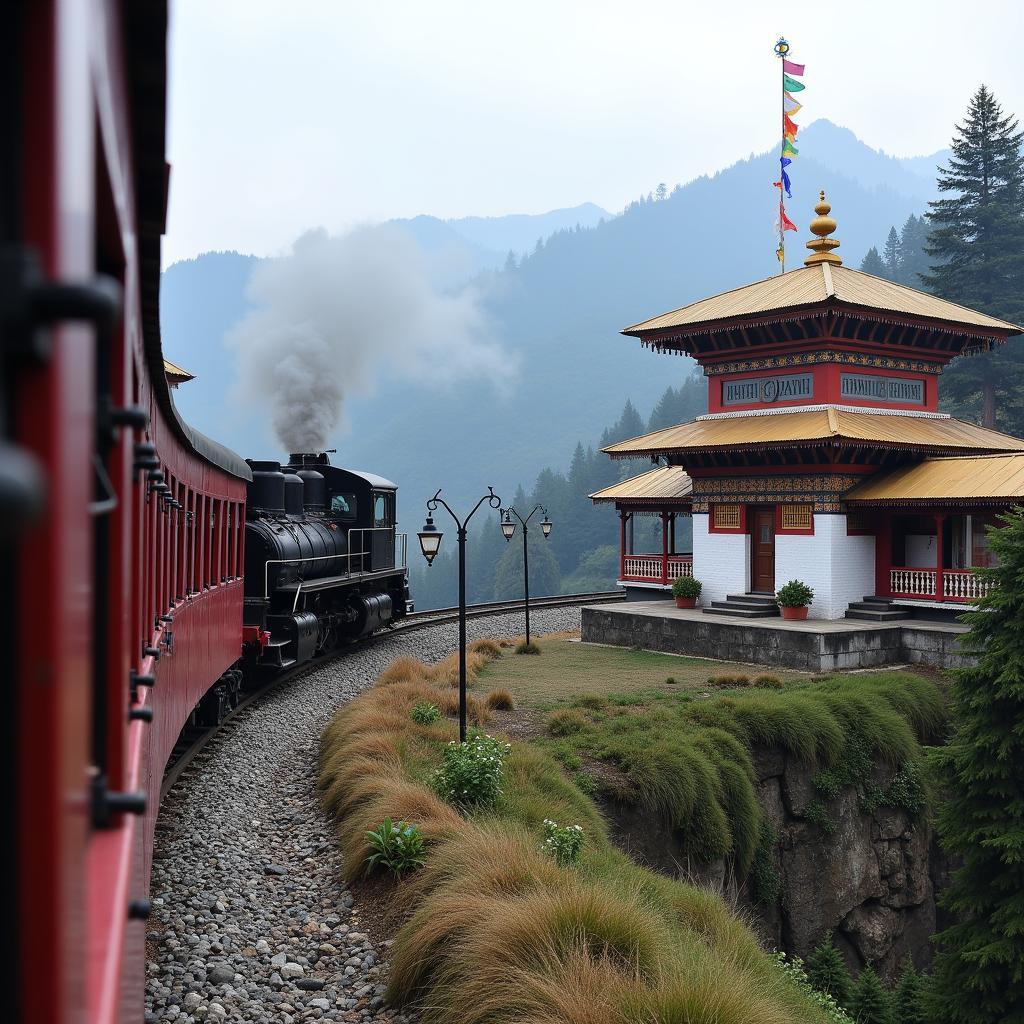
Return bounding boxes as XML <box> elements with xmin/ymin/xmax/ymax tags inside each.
<box><xmin>845</xmin><ymin>453</ymin><xmax>1024</xmax><ymax>505</ymax></box>
<box><xmin>589</xmin><ymin>466</ymin><xmax>693</xmax><ymax>504</ymax></box>
<box><xmin>603</xmin><ymin>408</ymin><xmax>1024</xmax><ymax>458</ymax></box>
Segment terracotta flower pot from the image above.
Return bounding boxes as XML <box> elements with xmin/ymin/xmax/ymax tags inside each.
<box><xmin>675</xmin><ymin>596</ymin><xmax>697</xmax><ymax>609</ymax></box>
<box><xmin>780</xmin><ymin>605</ymin><xmax>808</xmax><ymax>620</ymax></box>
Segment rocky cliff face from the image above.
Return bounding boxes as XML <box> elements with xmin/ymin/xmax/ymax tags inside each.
<box><xmin>601</xmin><ymin>747</ymin><xmax>943</xmax><ymax>981</ymax></box>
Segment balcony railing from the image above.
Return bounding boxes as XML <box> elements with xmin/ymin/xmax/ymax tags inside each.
<box><xmin>889</xmin><ymin>566</ymin><xmax>994</xmax><ymax>603</ymax></box>
<box><xmin>622</xmin><ymin>554</ymin><xmax>693</xmax><ymax>584</ymax></box>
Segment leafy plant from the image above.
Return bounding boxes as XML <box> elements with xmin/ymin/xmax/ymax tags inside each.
<box><xmin>664</xmin><ymin>676</ymin><xmax>677</xmax><ymax>685</ymax></box>
<box><xmin>772</xmin><ymin>953</ymin><xmax>854</xmax><ymax>1024</ymax></box>
<box><xmin>776</xmin><ymin>580</ymin><xmax>814</xmax><ymax>607</ymax></box>
<box><xmin>804</xmin><ymin>799</ymin><xmax>836</xmax><ymax>834</ymax></box>
<box><xmin>364</xmin><ymin>818</ymin><xmax>427</xmax><ymax>877</ymax></box>
<box><xmin>410</xmin><ymin>701</ymin><xmax>442</xmax><ymax>725</ymax></box>
<box><xmin>671</xmin><ymin>576</ymin><xmax>702</xmax><ymax>598</ymax></box>
<box><xmin>547</xmin><ymin>708</ymin><xmax>589</xmax><ymax>736</ymax></box>
<box><xmin>432</xmin><ymin>731</ymin><xmax>511</xmax><ymax>810</ymax></box>
<box><xmin>540</xmin><ymin>818</ymin><xmax>585</xmax><ymax>866</ymax></box>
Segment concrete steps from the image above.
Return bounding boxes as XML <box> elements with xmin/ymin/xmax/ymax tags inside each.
<box><xmin>704</xmin><ymin>593</ymin><xmax>780</xmax><ymax>618</ymax></box>
<box><xmin>845</xmin><ymin>596</ymin><xmax>904</xmax><ymax>622</ymax></box>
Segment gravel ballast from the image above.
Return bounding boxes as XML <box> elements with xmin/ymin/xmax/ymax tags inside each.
<box><xmin>145</xmin><ymin>607</ymin><xmax>583</xmax><ymax>1024</ymax></box>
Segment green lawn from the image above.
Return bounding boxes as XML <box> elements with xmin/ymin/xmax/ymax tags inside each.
<box><xmin>476</xmin><ymin>633</ymin><xmax>810</xmax><ymax>708</ymax></box>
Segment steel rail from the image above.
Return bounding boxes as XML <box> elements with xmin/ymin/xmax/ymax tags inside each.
<box><xmin>159</xmin><ymin>590</ymin><xmax>623</xmax><ymax>802</ymax></box>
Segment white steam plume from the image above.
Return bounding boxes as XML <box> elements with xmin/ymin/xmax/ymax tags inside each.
<box><xmin>228</xmin><ymin>226</ymin><xmax>511</xmax><ymax>452</ymax></box>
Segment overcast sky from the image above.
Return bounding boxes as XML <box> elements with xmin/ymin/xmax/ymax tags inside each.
<box><xmin>164</xmin><ymin>0</ymin><xmax>1024</xmax><ymax>266</ymax></box>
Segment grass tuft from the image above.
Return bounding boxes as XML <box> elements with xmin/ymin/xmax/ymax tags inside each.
<box><xmin>548</xmin><ymin>708</ymin><xmax>590</xmax><ymax>736</ymax></box>
<box><xmin>516</xmin><ymin>641</ymin><xmax>542</xmax><ymax>655</ymax></box>
<box><xmin>485</xmin><ymin>688</ymin><xmax>515</xmax><ymax>711</ymax></box>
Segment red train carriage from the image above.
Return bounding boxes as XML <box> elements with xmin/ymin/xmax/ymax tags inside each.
<box><xmin>2</xmin><ymin>4</ymin><xmax>249</xmax><ymax>1023</ymax></box>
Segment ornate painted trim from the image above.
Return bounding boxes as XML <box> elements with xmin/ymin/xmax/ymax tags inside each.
<box><xmin>691</xmin><ymin>473</ymin><xmax>862</xmax><ymax>514</ymax></box>
<box><xmin>696</xmin><ymin>403</ymin><xmax>951</xmax><ymax>422</ymax></box>
<box><xmin>702</xmin><ymin>351</ymin><xmax>945</xmax><ymax>376</ymax></box>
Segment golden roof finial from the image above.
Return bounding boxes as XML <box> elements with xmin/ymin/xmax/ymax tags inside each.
<box><xmin>803</xmin><ymin>190</ymin><xmax>843</xmax><ymax>267</ymax></box>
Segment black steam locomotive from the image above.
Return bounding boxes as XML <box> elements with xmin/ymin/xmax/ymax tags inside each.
<box><xmin>242</xmin><ymin>451</ymin><xmax>412</xmax><ymax>670</ymax></box>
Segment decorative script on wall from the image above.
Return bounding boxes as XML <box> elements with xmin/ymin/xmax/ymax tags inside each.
<box><xmin>692</xmin><ymin>474</ymin><xmax>863</xmax><ymax>514</ymax></box>
<box><xmin>722</xmin><ymin>373</ymin><xmax>814</xmax><ymax>406</ymax></box>
<box><xmin>839</xmin><ymin>373</ymin><xmax>924</xmax><ymax>404</ymax></box>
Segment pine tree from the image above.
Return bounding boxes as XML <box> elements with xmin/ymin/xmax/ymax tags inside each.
<box><xmin>503</xmin><ymin>250</ymin><xmax>517</xmax><ymax>272</ymax></box>
<box><xmin>924</xmin><ymin>86</ymin><xmax>1024</xmax><ymax>429</ymax></box>
<box><xmin>927</xmin><ymin>509</ymin><xmax>1024</xmax><ymax>1022</ymax></box>
<box><xmin>893</xmin><ymin>962</ymin><xmax>926</xmax><ymax>1024</ymax></box>
<box><xmin>806</xmin><ymin>936</ymin><xmax>854</xmax><ymax>1008</ymax></box>
<box><xmin>882</xmin><ymin>226</ymin><xmax>903</xmax><ymax>281</ymax></box>
<box><xmin>897</xmin><ymin>215</ymin><xmax>930</xmax><ymax>288</ymax></box>
<box><xmin>860</xmin><ymin>246</ymin><xmax>887</xmax><ymax>276</ymax></box>
<box><xmin>655</xmin><ymin>182</ymin><xmax>668</xmax><ymax>202</ymax></box>
<box><xmin>849</xmin><ymin>965</ymin><xmax>894</xmax><ymax>1024</ymax></box>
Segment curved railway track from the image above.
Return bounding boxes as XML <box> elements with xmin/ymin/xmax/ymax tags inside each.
<box><xmin>160</xmin><ymin>591</ymin><xmax>623</xmax><ymax>801</ymax></box>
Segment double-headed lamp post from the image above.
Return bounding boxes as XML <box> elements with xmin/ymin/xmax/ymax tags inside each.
<box><xmin>417</xmin><ymin>486</ymin><xmax>501</xmax><ymax>742</ymax></box>
<box><xmin>500</xmin><ymin>504</ymin><xmax>553</xmax><ymax>648</ymax></box>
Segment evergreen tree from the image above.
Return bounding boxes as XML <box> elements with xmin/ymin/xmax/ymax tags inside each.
<box><xmin>806</xmin><ymin>936</ymin><xmax>854</xmax><ymax>1008</ymax></box>
<box><xmin>655</xmin><ymin>182</ymin><xmax>668</xmax><ymax>202</ymax></box>
<box><xmin>924</xmin><ymin>86</ymin><xmax>1024</xmax><ymax>429</ymax></box>
<box><xmin>893</xmin><ymin>962</ymin><xmax>926</xmax><ymax>1024</ymax></box>
<box><xmin>928</xmin><ymin>509</ymin><xmax>1024</xmax><ymax>1022</ymax></box>
<box><xmin>849</xmin><ymin>965</ymin><xmax>894</xmax><ymax>1024</ymax></box>
<box><xmin>493</xmin><ymin>527</ymin><xmax>562</xmax><ymax>600</ymax></box>
<box><xmin>897</xmin><ymin>215</ymin><xmax>930</xmax><ymax>288</ymax></box>
<box><xmin>882</xmin><ymin>226</ymin><xmax>903</xmax><ymax>281</ymax></box>
<box><xmin>860</xmin><ymin>246</ymin><xmax>887</xmax><ymax>276</ymax></box>
<box><xmin>503</xmin><ymin>249</ymin><xmax>517</xmax><ymax>272</ymax></box>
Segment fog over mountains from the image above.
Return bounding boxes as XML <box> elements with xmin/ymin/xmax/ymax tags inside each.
<box><xmin>161</xmin><ymin>120</ymin><xmax>947</xmax><ymax>529</ymax></box>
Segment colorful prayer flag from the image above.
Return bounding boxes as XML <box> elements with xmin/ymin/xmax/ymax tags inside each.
<box><xmin>780</xmin><ymin>204</ymin><xmax>797</xmax><ymax>232</ymax></box>
<box><xmin>784</xmin><ymin>96</ymin><xmax>802</xmax><ymax>117</ymax></box>
<box><xmin>784</xmin><ymin>113</ymin><xmax>799</xmax><ymax>138</ymax></box>
<box><xmin>780</xmin><ymin>167</ymin><xmax>792</xmax><ymax>196</ymax></box>
<box><xmin>783</xmin><ymin>74</ymin><xmax>805</xmax><ymax>93</ymax></box>
<box><xmin>776</xmin><ymin>245</ymin><xmax>785</xmax><ymax>263</ymax></box>
<box><xmin>780</xmin><ymin>156</ymin><xmax>792</xmax><ymax>169</ymax></box>
<box><xmin>782</xmin><ymin>59</ymin><xmax>805</xmax><ymax>76</ymax></box>
<box><xmin>782</xmin><ymin>139</ymin><xmax>799</xmax><ymax>157</ymax></box>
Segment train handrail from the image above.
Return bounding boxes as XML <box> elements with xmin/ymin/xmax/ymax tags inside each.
<box><xmin>347</xmin><ymin>528</ymin><xmax>407</xmax><ymax>572</ymax></box>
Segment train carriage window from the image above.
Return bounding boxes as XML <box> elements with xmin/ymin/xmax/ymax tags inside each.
<box><xmin>373</xmin><ymin>492</ymin><xmax>392</xmax><ymax>528</ymax></box>
<box><xmin>330</xmin><ymin>492</ymin><xmax>356</xmax><ymax>519</ymax></box>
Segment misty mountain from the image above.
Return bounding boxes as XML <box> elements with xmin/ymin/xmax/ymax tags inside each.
<box><xmin>161</xmin><ymin>119</ymin><xmax>942</xmax><ymax>534</ymax></box>
<box><xmin>446</xmin><ymin>202</ymin><xmax>609</xmax><ymax>257</ymax></box>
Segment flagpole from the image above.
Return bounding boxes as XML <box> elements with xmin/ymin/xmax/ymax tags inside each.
<box><xmin>779</xmin><ymin>49</ymin><xmax>786</xmax><ymax>274</ymax></box>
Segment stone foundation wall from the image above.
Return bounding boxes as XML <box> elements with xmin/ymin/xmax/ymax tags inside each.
<box><xmin>582</xmin><ymin>606</ymin><xmax>970</xmax><ymax>671</ymax></box>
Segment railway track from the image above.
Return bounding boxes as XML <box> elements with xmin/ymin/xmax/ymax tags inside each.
<box><xmin>159</xmin><ymin>590</ymin><xmax>623</xmax><ymax>801</ymax></box>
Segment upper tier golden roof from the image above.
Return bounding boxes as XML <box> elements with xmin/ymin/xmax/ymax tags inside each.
<box><xmin>163</xmin><ymin>358</ymin><xmax>195</xmax><ymax>385</ymax></box>
<box><xmin>845</xmin><ymin>453</ymin><xmax>1024</xmax><ymax>504</ymax></box>
<box><xmin>622</xmin><ymin>264</ymin><xmax>1022</xmax><ymax>339</ymax></box>
<box><xmin>589</xmin><ymin>466</ymin><xmax>693</xmax><ymax>504</ymax></box>
<box><xmin>602</xmin><ymin>408</ymin><xmax>1024</xmax><ymax>458</ymax></box>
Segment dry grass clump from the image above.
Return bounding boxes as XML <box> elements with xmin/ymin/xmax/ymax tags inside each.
<box><xmin>485</xmin><ymin>688</ymin><xmax>515</xmax><ymax>711</ymax></box>
<box><xmin>753</xmin><ymin>674</ymin><xmax>784</xmax><ymax>689</ymax></box>
<box><xmin>707</xmin><ymin>673</ymin><xmax>751</xmax><ymax>687</ymax></box>
<box><xmin>547</xmin><ymin>708</ymin><xmax>589</xmax><ymax>736</ymax></box>
<box><xmin>318</xmin><ymin>639</ymin><xmax>837</xmax><ymax>1024</ymax></box>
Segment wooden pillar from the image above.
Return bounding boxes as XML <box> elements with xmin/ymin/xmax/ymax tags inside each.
<box><xmin>661</xmin><ymin>512</ymin><xmax>669</xmax><ymax>584</ymax></box>
<box><xmin>619</xmin><ymin>510</ymin><xmax>627</xmax><ymax>580</ymax></box>
<box><xmin>935</xmin><ymin>512</ymin><xmax>946</xmax><ymax>602</ymax></box>
<box><xmin>875</xmin><ymin>510</ymin><xmax>892</xmax><ymax>597</ymax></box>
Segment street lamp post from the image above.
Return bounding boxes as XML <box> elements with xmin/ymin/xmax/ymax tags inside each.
<box><xmin>417</xmin><ymin>486</ymin><xmax>501</xmax><ymax>742</ymax></box>
<box><xmin>500</xmin><ymin>504</ymin><xmax>553</xmax><ymax>648</ymax></box>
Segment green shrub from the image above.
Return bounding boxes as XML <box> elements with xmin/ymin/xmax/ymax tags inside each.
<box><xmin>410</xmin><ymin>701</ymin><xmax>442</xmax><ymax>726</ymax></box>
<box><xmin>893</xmin><ymin>962</ymin><xmax>926</xmax><ymax>1024</ymax></box>
<box><xmin>754</xmin><ymin>674</ymin><xmax>784</xmax><ymax>689</ymax></box>
<box><xmin>773</xmin><ymin>953</ymin><xmax>854</xmax><ymax>1024</ymax></box>
<box><xmin>432</xmin><ymin>732</ymin><xmax>511</xmax><ymax>809</ymax></box>
<box><xmin>547</xmin><ymin>708</ymin><xmax>589</xmax><ymax>736</ymax></box>
<box><xmin>514</xmin><ymin>641</ymin><xmax>541</xmax><ymax>655</ymax></box>
<box><xmin>573</xmin><ymin>692</ymin><xmax>606</xmax><ymax>709</ymax></box>
<box><xmin>806</xmin><ymin>935</ymin><xmax>853</xmax><ymax>1009</ymax></box>
<box><xmin>484</xmin><ymin>688</ymin><xmax>514</xmax><ymax>711</ymax></box>
<box><xmin>848</xmin><ymin>964</ymin><xmax>893</xmax><ymax>1024</ymax></box>
<box><xmin>572</xmin><ymin>771</ymin><xmax>596</xmax><ymax>795</ymax></box>
<box><xmin>540</xmin><ymin>818</ymin><xmax>585</xmax><ymax>866</ymax></box>
<box><xmin>671</xmin><ymin>575</ymin><xmax>702</xmax><ymax>598</ymax></box>
<box><xmin>804</xmin><ymin>799</ymin><xmax>836</xmax><ymax>834</ymax></box>
<box><xmin>664</xmin><ymin>676</ymin><xmax>677</xmax><ymax>685</ymax></box>
<box><xmin>776</xmin><ymin>579</ymin><xmax>814</xmax><ymax>607</ymax></box>
<box><xmin>886</xmin><ymin>761</ymin><xmax>925</xmax><ymax>816</ymax></box>
<box><xmin>364</xmin><ymin>818</ymin><xmax>427</xmax><ymax>877</ymax></box>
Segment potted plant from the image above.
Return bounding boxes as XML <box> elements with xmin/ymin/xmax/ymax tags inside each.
<box><xmin>776</xmin><ymin>579</ymin><xmax>814</xmax><ymax>620</ymax></box>
<box><xmin>671</xmin><ymin>576</ymin><xmax>702</xmax><ymax>609</ymax></box>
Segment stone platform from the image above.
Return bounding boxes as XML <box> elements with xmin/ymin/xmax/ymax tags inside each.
<box><xmin>581</xmin><ymin>601</ymin><xmax>971</xmax><ymax>672</ymax></box>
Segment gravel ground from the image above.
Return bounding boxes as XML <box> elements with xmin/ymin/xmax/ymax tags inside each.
<box><xmin>145</xmin><ymin>607</ymin><xmax>583</xmax><ymax>1024</ymax></box>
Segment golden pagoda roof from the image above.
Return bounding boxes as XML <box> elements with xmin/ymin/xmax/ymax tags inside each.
<box><xmin>845</xmin><ymin>453</ymin><xmax>1024</xmax><ymax>505</ymax></box>
<box><xmin>163</xmin><ymin>358</ymin><xmax>195</xmax><ymax>385</ymax></box>
<box><xmin>602</xmin><ymin>408</ymin><xmax>1024</xmax><ymax>459</ymax></box>
<box><xmin>589</xmin><ymin>466</ymin><xmax>693</xmax><ymax>504</ymax></box>
<box><xmin>622</xmin><ymin>264</ymin><xmax>1022</xmax><ymax>339</ymax></box>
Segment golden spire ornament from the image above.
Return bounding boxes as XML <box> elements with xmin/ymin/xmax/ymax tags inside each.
<box><xmin>803</xmin><ymin>191</ymin><xmax>843</xmax><ymax>267</ymax></box>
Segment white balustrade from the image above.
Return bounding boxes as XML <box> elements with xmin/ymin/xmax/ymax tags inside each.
<box><xmin>622</xmin><ymin>554</ymin><xmax>693</xmax><ymax>581</ymax></box>
<box><xmin>890</xmin><ymin>568</ymin><xmax>936</xmax><ymax>596</ymax></box>
<box><xmin>667</xmin><ymin>557</ymin><xmax>694</xmax><ymax>580</ymax></box>
<box><xmin>943</xmin><ymin>571</ymin><xmax>994</xmax><ymax>601</ymax></box>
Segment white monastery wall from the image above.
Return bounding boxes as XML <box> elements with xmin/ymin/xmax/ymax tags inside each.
<box><xmin>775</xmin><ymin>515</ymin><xmax>875</xmax><ymax>619</ymax></box>
<box><xmin>692</xmin><ymin>513</ymin><xmax>749</xmax><ymax>606</ymax></box>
